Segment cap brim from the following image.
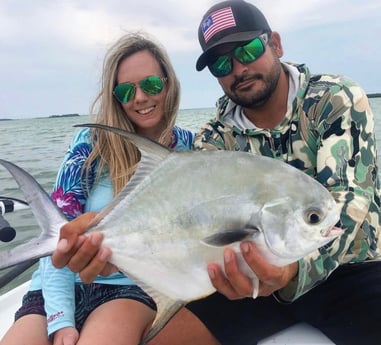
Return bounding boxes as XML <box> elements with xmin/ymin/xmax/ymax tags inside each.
<box><xmin>196</xmin><ymin>30</ymin><xmax>264</xmax><ymax>71</ymax></box>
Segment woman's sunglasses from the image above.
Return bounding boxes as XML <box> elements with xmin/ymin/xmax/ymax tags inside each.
<box><xmin>208</xmin><ymin>33</ymin><xmax>269</xmax><ymax>78</ymax></box>
<box><xmin>113</xmin><ymin>75</ymin><xmax>167</xmax><ymax>104</ymax></box>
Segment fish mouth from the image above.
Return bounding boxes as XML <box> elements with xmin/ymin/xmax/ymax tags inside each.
<box><xmin>259</xmin><ymin>224</ymin><xmax>344</xmax><ymax>263</ymax></box>
<box><xmin>322</xmin><ymin>226</ymin><xmax>343</xmax><ymax>238</ymax></box>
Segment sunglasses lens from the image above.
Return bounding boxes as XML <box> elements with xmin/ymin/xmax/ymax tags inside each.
<box><xmin>208</xmin><ymin>34</ymin><xmax>267</xmax><ymax>78</ymax></box>
<box><xmin>209</xmin><ymin>55</ymin><xmax>232</xmax><ymax>78</ymax></box>
<box><xmin>114</xmin><ymin>83</ymin><xmax>135</xmax><ymax>103</ymax></box>
<box><xmin>235</xmin><ymin>38</ymin><xmax>265</xmax><ymax>63</ymax></box>
<box><xmin>140</xmin><ymin>76</ymin><xmax>164</xmax><ymax>95</ymax></box>
<box><xmin>114</xmin><ymin>76</ymin><xmax>165</xmax><ymax>103</ymax></box>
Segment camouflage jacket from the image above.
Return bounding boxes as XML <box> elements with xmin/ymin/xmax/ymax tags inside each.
<box><xmin>193</xmin><ymin>63</ymin><xmax>381</xmax><ymax>302</ymax></box>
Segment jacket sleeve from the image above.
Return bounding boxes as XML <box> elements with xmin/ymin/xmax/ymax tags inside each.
<box><xmin>277</xmin><ymin>83</ymin><xmax>380</xmax><ymax>301</ymax></box>
<box><xmin>42</xmin><ymin>128</ymin><xmax>94</xmax><ymax>335</ymax></box>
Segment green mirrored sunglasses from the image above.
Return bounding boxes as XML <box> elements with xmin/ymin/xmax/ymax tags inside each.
<box><xmin>208</xmin><ymin>33</ymin><xmax>269</xmax><ymax>78</ymax></box>
<box><xmin>113</xmin><ymin>75</ymin><xmax>167</xmax><ymax>104</ymax></box>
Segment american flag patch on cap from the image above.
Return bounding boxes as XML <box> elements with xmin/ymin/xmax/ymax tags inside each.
<box><xmin>201</xmin><ymin>7</ymin><xmax>236</xmax><ymax>43</ymax></box>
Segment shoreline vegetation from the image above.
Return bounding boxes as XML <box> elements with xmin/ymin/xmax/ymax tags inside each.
<box><xmin>48</xmin><ymin>113</ymin><xmax>80</xmax><ymax>118</ymax></box>
<box><xmin>368</xmin><ymin>93</ymin><xmax>381</xmax><ymax>99</ymax></box>
<box><xmin>0</xmin><ymin>113</ymin><xmax>80</xmax><ymax>121</ymax></box>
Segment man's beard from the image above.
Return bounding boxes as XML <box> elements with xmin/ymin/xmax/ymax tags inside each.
<box><xmin>225</xmin><ymin>60</ymin><xmax>282</xmax><ymax>109</ymax></box>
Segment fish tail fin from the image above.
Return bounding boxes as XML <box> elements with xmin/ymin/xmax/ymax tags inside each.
<box><xmin>0</xmin><ymin>159</ymin><xmax>67</xmax><ymax>269</ymax></box>
<box><xmin>0</xmin><ymin>237</ymin><xmax>56</xmax><ymax>269</ymax></box>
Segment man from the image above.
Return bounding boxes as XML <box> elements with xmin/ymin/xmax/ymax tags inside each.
<box><xmin>53</xmin><ymin>1</ymin><xmax>381</xmax><ymax>344</ymax></box>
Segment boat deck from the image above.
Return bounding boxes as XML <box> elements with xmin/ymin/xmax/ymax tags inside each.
<box><xmin>0</xmin><ymin>281</ymin><xmax>334</xmax><ymax>344</ymax></box>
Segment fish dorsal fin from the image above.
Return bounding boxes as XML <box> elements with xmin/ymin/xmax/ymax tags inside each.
<box><xmin>74</xmin><ymin>123</ymin><xmax>172</xmax><ymax>162</ymax></box>
<box><xmin>201</xmin><ymin>227</ymin><xmax>260</xmax><ymax>247</ymax></box>
<box><xmin>75</xmin><ymin>124</ymin><xmax>172</xmax><ymax>226</ymax></box>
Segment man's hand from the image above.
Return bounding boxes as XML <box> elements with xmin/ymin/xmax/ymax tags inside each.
<box><xmin>207</xmin><ymin>241</ymin><xmax>298</xmax><ymax>299</ymax></box>
<box><xmin>51</xmin><ymin>212</ymin><xmax>117</xmax><ymax>283</ymax></box>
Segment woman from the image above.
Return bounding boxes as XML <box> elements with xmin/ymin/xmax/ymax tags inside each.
<box><xmin>0</xmin><ymin>31</ymin><xmax>194</xmax><ymax>345</ymax></box>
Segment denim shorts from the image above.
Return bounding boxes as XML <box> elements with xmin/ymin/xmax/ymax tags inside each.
<box><xmin>15</xmin><ymin>283</ymin><xmax>156</xmax><ymax>331</ymax></box>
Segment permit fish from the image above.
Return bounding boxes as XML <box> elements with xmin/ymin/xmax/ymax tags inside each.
<box><xmin>0</xmin><ymin>124</ymin><xmax>342</xmax><ymax>343</ymax></box>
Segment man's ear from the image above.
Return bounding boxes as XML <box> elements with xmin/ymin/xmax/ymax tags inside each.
<box><xmin>269</xmin><ymin>32</ymin><xmax>284</xmax><ymax>58</ymax></box>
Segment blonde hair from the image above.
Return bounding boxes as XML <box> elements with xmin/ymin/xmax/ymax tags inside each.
<box><xmin>84</xmin><ymin>31</ymin><xmax>180</xmax><ymax>195</ymax></box>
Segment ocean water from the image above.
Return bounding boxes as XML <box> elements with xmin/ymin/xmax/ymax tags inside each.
<box><xmin>0</xmin><ymin>99</ymin><xmax>380</xmax><ymax>293</ymax></box>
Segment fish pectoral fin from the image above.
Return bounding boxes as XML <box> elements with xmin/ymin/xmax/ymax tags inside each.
<box><xmin>262</xmin><ymin>197</ymin><xmax>292</xmax><ymax>210</ymax></box>
<box><xmin>201</xmin><ymin>227</ymin><xmax>259</xmax><ymax>247</ymax></box>
<box><xmin>139</xmin><ymin>300</ymin><xmax>184</xmax><ymax>345</ymax></box>
<box><xmin>259</xmin><ymin>198</ymin><xmax>293</xmax><ymax>232</ymax></box>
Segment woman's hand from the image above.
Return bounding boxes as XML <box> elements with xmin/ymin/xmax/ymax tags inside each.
<box><xmin>53</xmin><ymin>327</ymin><xmax>79</xmax><ymax>345</ymax></box>
<box><xmin>51</xmin><ymin>212</ymin><xmax>118</xmax><ymax>283</ymax></box>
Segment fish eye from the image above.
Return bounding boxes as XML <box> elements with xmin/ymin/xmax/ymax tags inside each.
<box><xmin>304</xmin><ymin>208</ymin><xmax>322</xmax><ymax>224</ymax></box>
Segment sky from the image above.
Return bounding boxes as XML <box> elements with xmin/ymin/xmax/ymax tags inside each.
<box><xmin>0</xmin><ymin>0</ymin><xmax>380</xmax><ymax>119</ymax></box>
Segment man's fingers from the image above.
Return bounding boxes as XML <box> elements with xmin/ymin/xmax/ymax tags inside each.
<box><xmin>240</xmin><ymin>242</ymin><xmax>269</xmax><ymax>277</ymax></box>
<box><xmin>207</xmin><ymin>263</ymin><xmax>238</xmax><ymax>299</ymax></box>
<box><xmin>222</xmin><ymin>247</ymin><xmax>254</xmax><ymax>297</ymax></box>
<box><xmin>240</xmin><ymin>241</ymin><xmax>299</xmax><ymax>296</ymax></box>
<box><xmin>207</xmin><ymin>248</ymin><xmax>254</xmax><ymax>300</ymax></box>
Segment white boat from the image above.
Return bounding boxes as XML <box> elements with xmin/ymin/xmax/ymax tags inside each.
<box><xmin>0</xmin><ymin>280</ymin><xmax>334</xmax><ymax>344</ymax></box>
<box><xmin>0</xmin><ymin>198</ymin><xmax>29</xmax><ymax>216</ymax></box>
<box><xmin>0</xmin><ymin>281</ymin><xmax>30</xmax><ymax>338</ymax></box>
<box><xmin>0</xmin><ymin>198</ymin><xmax>29</xmax><ymax>243</ymax></box>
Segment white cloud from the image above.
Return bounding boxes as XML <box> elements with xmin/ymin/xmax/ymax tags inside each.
<box><xmin>0</xmin><ymin>0</ymin><xmax>379</xmax><ymax>118</ymax></box>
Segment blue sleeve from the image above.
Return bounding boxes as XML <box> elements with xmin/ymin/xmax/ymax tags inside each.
<box><xmin>51</xmin><ymin>128</ymin><xmax>95</xmax><ymax>220</ymax></box>
<box><xmin>40</xmin><ymin>257</ymin><xmax>76</xmax><ymax>336</ymax></box>
<box><xmin>171</xmin><ymin>126</ymin><xmax>195</xmax><ymax>151</ymax></box>
<box><xmin>42</xmin><ymin>128</ymin><xmax>94</xmax><ymax>336</ymax></box>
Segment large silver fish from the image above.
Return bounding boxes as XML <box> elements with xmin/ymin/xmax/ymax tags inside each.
<box><xmin>0</xmin><ymin>124</ymin><xmax>342</xmax><ymax>343</ymax></box>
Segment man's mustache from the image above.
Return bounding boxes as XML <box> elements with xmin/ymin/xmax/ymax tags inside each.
<box><xmin>231</xmin><ymin>74</ymin><xmax>262</xmax><ymax>91</ymax></box>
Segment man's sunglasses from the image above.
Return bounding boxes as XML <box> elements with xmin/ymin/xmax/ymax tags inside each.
<box><xmin>113</xmin><ymin>75</ymin><xmax>167</xmax><ymax>104</ymax></box>
<box><xmin>208</xmin><ymin>33</ymin><xmax>269</xmax><ymax>78</ymax></box>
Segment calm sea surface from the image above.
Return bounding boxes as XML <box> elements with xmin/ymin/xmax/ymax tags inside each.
<box><xmin>1</xmin><ymin>100</ymin><xmax>380</xmax><ymax>294</ymax></box>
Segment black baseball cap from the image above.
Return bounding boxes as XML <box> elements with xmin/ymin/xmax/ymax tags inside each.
<box><xmin>196</xmin><ymin>0</ymin><xmax>271</xmax><ymax>71</ymax></box>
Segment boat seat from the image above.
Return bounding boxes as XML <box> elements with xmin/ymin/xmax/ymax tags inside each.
<box><xmin>259</xmin><ymin>322</ymin><xmax>334</xmax><ymax>344</ymax></box>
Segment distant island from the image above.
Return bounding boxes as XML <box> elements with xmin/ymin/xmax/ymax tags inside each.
<box><xmin>367</xmin><ymin>93</ymin><xmax>381</xmax><ymax>98</ymax></box>
<box><xmin>49</xmin><ymin>113</ymin><xmax>80</xmax><ymax>118</ymax></box>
